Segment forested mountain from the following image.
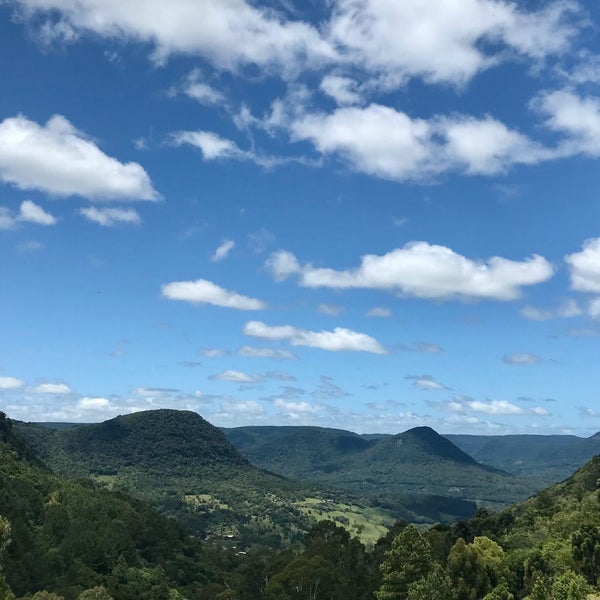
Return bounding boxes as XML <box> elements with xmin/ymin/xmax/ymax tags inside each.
<box><xmin>224</xmin><ymin>424</ymin><xmax>541</xmax><ymax>508</ymax></box>
<box><xmin>446</xmin><ymin>432</ymin><xmax>600</xmax><ymax>482</ymax></box>
<box><xmin>17</xmin><ymin>412</ymin><xmax>488</xmax><ymax>534</ymax></box>
<box><xmin>15</xmin><ymin>410</ymin><xmax>316</xmax><ymax>546</ymax></box>
<box><xmin>0</xmin><ymin>412</ymin><xmax>217</xmax><ymax>599</ymax></box>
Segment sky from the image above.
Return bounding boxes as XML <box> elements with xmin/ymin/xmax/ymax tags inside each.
<box><xmin>1</xmin><ymin>0</ymin><xmax>600</xmax><ymax>436</ymax></box>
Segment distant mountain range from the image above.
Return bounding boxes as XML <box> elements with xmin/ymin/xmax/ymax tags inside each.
<box><xmin>223</xmin><ymin>424</ymin><xmax>539</xmax><ymax>508</ymax></box>
<box><xmin>20</xmin><ymin>412</ymin><xmax>600</xmax><ymax>547</ymax></box>
<box><xmin>445</xmin><ymin>432</ymin><xmax>600</xmax><ymax>482</ymax></box>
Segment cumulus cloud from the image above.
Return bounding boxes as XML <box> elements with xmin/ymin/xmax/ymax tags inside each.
<box><xmin>161</xmin><ymin>278</ymin><xmax>266</xmax><ymax>310</ymax></box>
<box><xmin>79</xmin><ymin>207</ymin><xmax>141</xmax><ymax>226</ymax></box>
<box><xmin>502</xmin><ymin>353</ymin><xmax>541</xmax><ymax>365</ymax></box>
<box><xmin>535</xmin><ymin>90</ymin><xmax>600</xmax><ymax>157</ymax></box>
<box><xmin>274</xmin><ymin>398</ymin><xmax>321</xmax><ymax>415</ymax></box>
<box><xmin>267</xmin><ymin>243</ymin><xmax>553</xmax><ymax>301</ymax></box>
<box><xmin>566</xmin><ymin>237</ymin><xmax>600</xmax><ymax>294</ymax></box>
<box><xmin>446</xmin><ymin>396</ymin><xmax>550</xmax><ymax>416</ymax></box>
<box><xmin>18</xmin><ymin>200</ymin><xmax>57</xmax><ymax>225</ymax></box>
<box><xmin>328</xmin><ymin>0</ymin><xmax>577</xmax><ymax>87</ymax></box>
<box><xmin>29</xmin><ymin>383</ymin><xmax>72</xmax><ymax>394</ymax></box>
<box><xmin>210</xmin><ymin>370</ymin><xmax>263</xmax><ymax>383</ymax></box>
<box><xmin>291</xmin><ymin>104</ymin><xmax>553</xmax><ymax>181</ymax></box>
<box><xmin>210</xmin><ymin>240</ymin><xmax>235</xmax><ymax>262</ymax></box>
<box><xmin>12</xmin><ymin>0</ymin><xmax>335</xmax><ymax>71</ymax></box>
<box><xmin>78</xmin><ymin>396</ymin><xmax>111</xmax><ymax>410</ymax></box>
<box><xmin>243</xmin><ymin>320</ymin><xmax>386</xmax><ymax>353</ymax></box>
<box><xmin>237</xmin><ymin>346</ymin><xmax>298</xmax><ymax>360</ymax></box>
<box><xmin>0</xmin><ymin>376</ymin><xmax>24</xmax><ymax>389</ymax></box>
<box><xmin>172</xmin><ymin>131</ymin><xmax>244</xmax><ymax>161</ymax></box>
<box><xmin>0</xmin><ymin>200</ymin><xmax>58</xmax><ymax>230</ymax></box>
<box><xmin>0</xmin><ymin>114</ymin><xmax>158</xmax><ymax>201</ymax></box>
<box><xmin>405</xmin><ymin>374</ymin><xmax>450</xmax><ymax>391</ymax></box>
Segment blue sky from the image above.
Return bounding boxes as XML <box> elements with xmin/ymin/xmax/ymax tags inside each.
<box><xmin>1</xmin><ymin>0</ymin><xmax>600</xmax><ymax>435</ymax></box>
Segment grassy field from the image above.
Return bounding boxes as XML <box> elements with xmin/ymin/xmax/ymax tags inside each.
<box><xmin>295</xmin><ymin>497</ymin><xmax>394</xmax><ymax>545</ymax></box>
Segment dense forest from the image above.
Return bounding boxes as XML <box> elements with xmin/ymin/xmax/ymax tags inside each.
<box><xmin>2</xmin><ymin>410</ymin><xmax>600</xmax><ymax>599</ymax></box>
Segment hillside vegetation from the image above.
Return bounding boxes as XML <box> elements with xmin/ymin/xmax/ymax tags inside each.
<box><xmin>447</xmin><ymin>432</ymin><xmax>600</xmax><ymax>482</ymax></box>
<box><xmin>2</xmin><ymin>409</ymin><xmax>600</xmax><ymax>599</ymax></box>
<box><xmin>224</xmin><ymin>424</ymin><xmax>541</xmax><ymax>508</ymax></box>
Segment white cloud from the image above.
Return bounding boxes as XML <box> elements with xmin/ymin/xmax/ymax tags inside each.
<box><xmin>79</xmin><ymin>207</ymin><xmax>141</xmax><ymax>226</ymax></box>
<box><xmin>14</xmin><ymin>0</ymin><xmax>335</xmax><ymax>71</ymax></box>
<box><xmin>535</xmin><ymin>90</ymin><xmax>600</xmax><ymax>157</ymax></box>
<box><xmin>292</xmin><ymin>104</ymin><xmax>435</xmax><ymax>180</ymax></box>
<box><xmin>172</xmin><ymin>129</ymin><xmax>299</xmax><ymax>168</ymax></box>
<box><xmin>161</xmin><ymin>278</ymin><xmax>266</xmax><ymax>310</ymax></box>
<box><xmin>566</xmin><ymin>237</ymin><xmax>600</xmax><ymax>294</ymax></box>
<box><xmin>0</xmin><ymin>200</ymin><xmax>58</xmax><ymax>230</ymax></box>
<box><xmin>365</xmin><ymin>307</ymin><xmax>391</xmax><ymax>317</ymax></box>
<box><xmin>30</xmin><ymin>383</ymin><xmax>72</xmax><ymax>394</ymax></box>
<box><xmin>267</xmin><ymin>243</ymin><xmax>553</xmax><ymax>301</ymax></box>
<box><xmin>210</xmin><ymin>370</ymin><xmax>263</xmax><ymax>383</ymax></box>
<box><xmin>320</xmin><ymin>75</ymin><xmax>361</xmax><ymax>105</ymax></box>
<box><xmin>18</xmin><ymin>200</ymin><xmax>57</xmax><ymax>225</ymax></box>
<box><xmin>328</xmin><ymin>0</ymin><xmax>577</xmax><ymax>87</ymax></box>
<box><xmin>237</xmin><ymin>346</ymin><xmax>298</xmax><ymax>360</ymax></box>
<box><xmin>173</xmin><ymin>130</ymin><xmax>243</xmax><ymax>161</ymax></box>
<box><xmin>502</xmin><ymin>352</ymin><xmax>541</xmax><ymax>365</ymax></box>
<box><xmin>243</xmin><ymin>320</ymin><xmax>386</xmax><ymax>354</ymax></box>
<box><xmin>405</xmin><ymin>374</ymin><xmax>450</xmax><ymax>391</ymax></box>
<box><xmin>447</xmin><ymin>396</ymin><xmax>550</xmax><ymax>416</ymax></box>
<box><xmin>520</xmin><ymin>299</ymin><xmax>582</xmax><ymax>321</ymax></box>
<box><xmin>0</xmin><ymin>114</ymin><xmax>158</xmax><ymax>201</ymax></box>
<box><xmin>210</xmin><ymin>239</ymin><xmax>235</xmax><ymax>262</ymax></box>
<box><xmin>0</xmin><ymin>376</ymin><xmax>24</xmax><ymax>389</ymax></box>
<box><xmin>274</xmin><ymin>398</ymin><xmax>321</xmax><ymax>414</ymax></box>
<box><xmin>292</xmin><ymin>104</ymin><xmax>554</xmax><ymax>181</ymax></box>
<box><xmin>78</xmin><ymin>396</ymin><xmax>111</xmax><ymax>410</ymax></box>
<box><xmin>317</xmin><ymin>303</ymin><xmax>344</xmax><ymax>316</ymax></box>
<box><xmin>179</xmin><ymin>69</ymin><xmax>225</xmax><ymax>105</ymax></box>
<box><xmin>440</xmin><ymin>115</ymin><xmax>551</xmax><ymax>175</ymax></box>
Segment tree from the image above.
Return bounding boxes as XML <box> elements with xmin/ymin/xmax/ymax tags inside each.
<box><xmin>406</xmin><ymin>563</ymin><xmax>456</xmax><ymax>600</ymax></box>
<box><xmin>571</xmin><ymin>524</ymin><xmax>600</xmax><ymax>585</ymax></box>
<box><xmin>376</xmin><ymin>525</ymin><xmax>432</xmax><ymax>600</ymax></box>
<box><xmin>482</xmin><ymin>582</ymin><xmax>513</xmax><ymax>600</ymax></box>
<box><xmin>78</xmin><ymin>586</ymin><xmax>114</xmax><ymax>600</ymax></box>
<box><xmin>447</xmin><ymin>536</ymin><xmax>507</xmax><ymax>600</ymax></box>
<box><xmin>0</xmin><ymin>516</ymin><xmax>14</xmax><ymax>600</ymax></box>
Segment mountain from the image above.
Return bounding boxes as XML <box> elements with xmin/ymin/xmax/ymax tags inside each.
<box><xmin>0</xmin><ymin>412</ymin><xmax>217</xmax><ymax>599</ymax></box>
<box><xmin>224</xmin><ymin>425</ymin><xmax>540</xmax><ymax>508</ymax></box>
<box><xmin>16</xmin><ymin>410</ymin><xmax>316</xmax><ymax>546</ymax></box>
<box><xmin>446</xmin><ymin>431</ymin><xmax>600</xmax><ymax>482</ymax></box>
